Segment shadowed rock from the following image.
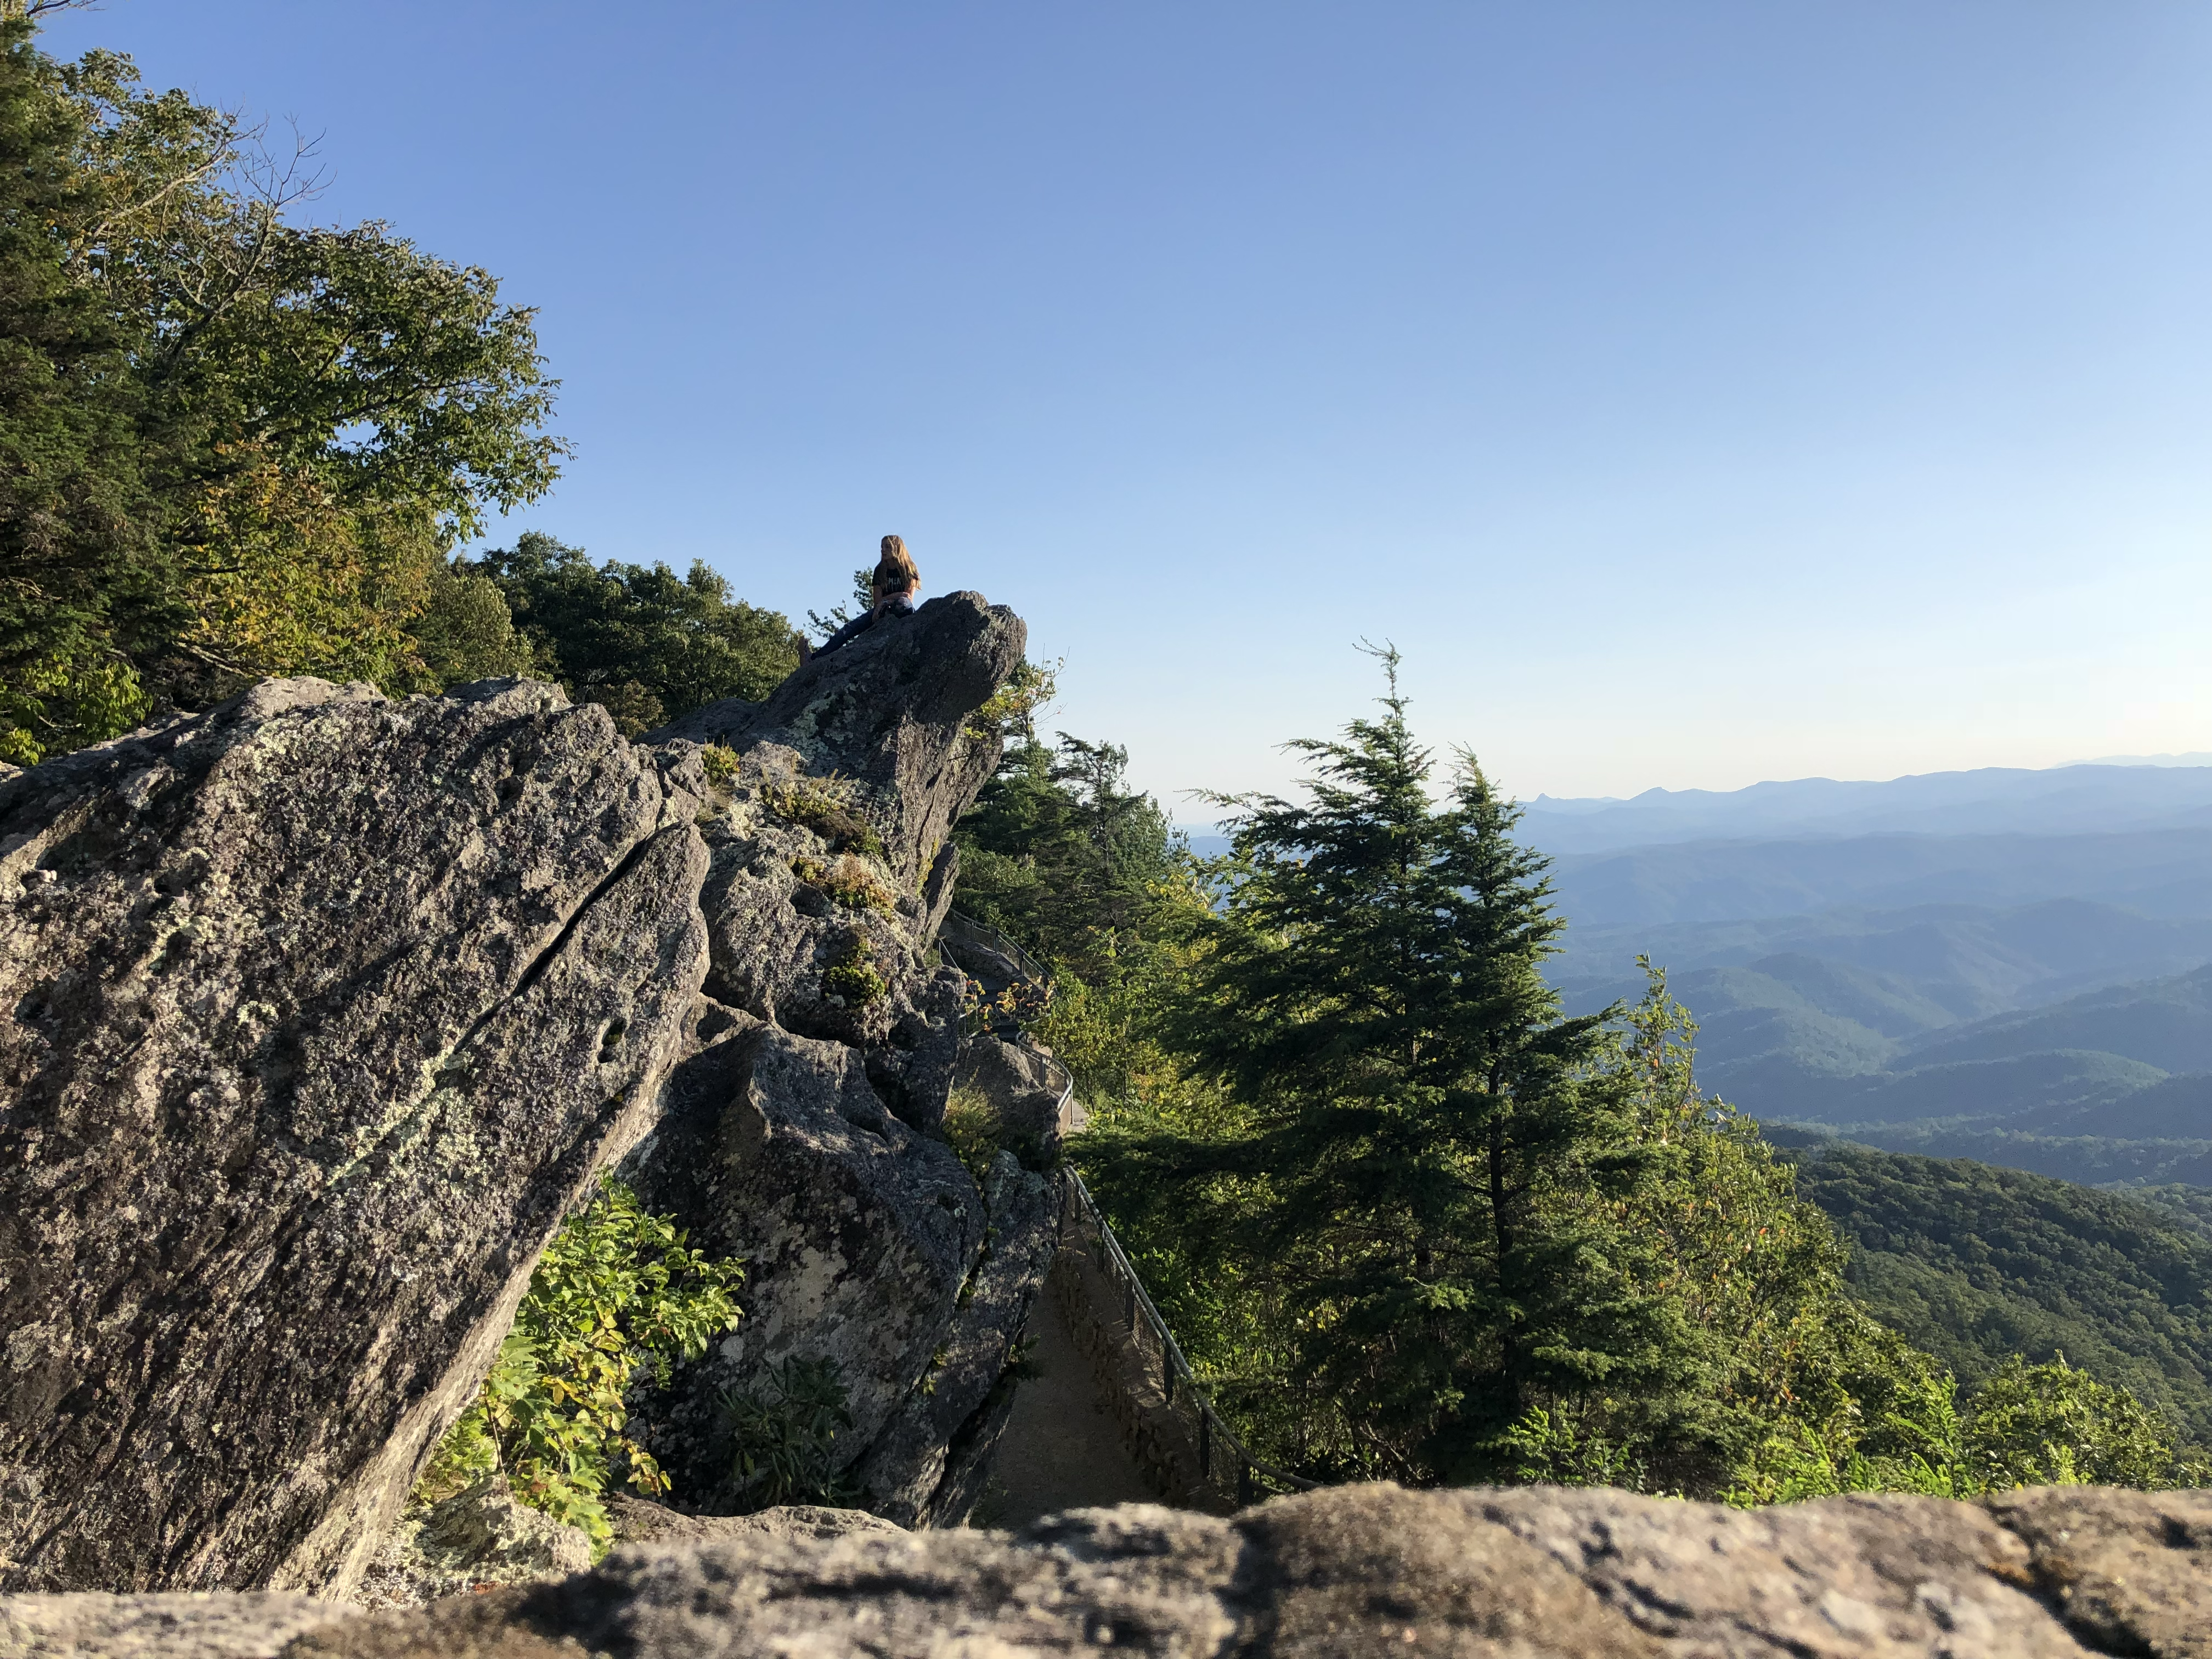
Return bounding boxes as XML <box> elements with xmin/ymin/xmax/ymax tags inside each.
<box><xmin>616</xmin><ymin>1016</ymin><xmax>984</xmax><ymax>1511</ymax></box>
<box><xmin>62</xmin><ymin>1481</ymin><xmax>2194</xmax><ymax>1659</ymax></box>
<box><xmin>851</xmin><ymin>1148</ymin><xmax>1063</xmax><ymax>1527</ymax></box>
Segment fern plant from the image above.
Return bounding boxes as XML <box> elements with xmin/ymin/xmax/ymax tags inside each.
<box><xmin>719</xmin><ymin>1355</ymin><xmax>856</xmax><ymax>1509</ymax></box>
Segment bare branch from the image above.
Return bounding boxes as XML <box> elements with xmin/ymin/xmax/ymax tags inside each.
<box><xmin>4</xmin><ymin>1</ymin><xmax>107</xmax><ymax>19</ymax></box>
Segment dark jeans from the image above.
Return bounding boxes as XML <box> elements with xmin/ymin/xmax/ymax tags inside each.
<box><xmin>815</xmin><ymin>592</ymin><xmax>915</xmax><ymax>657</ymax></box>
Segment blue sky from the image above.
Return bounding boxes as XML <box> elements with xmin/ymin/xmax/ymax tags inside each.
<box><xmin>46</xmin><ymin>2</ymin><xmax>2211</xmax><ymax>804</ymax></box>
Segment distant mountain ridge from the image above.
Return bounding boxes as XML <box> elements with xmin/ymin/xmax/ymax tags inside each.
<box><xmin>1188</xmin><ymin>760</ymin><xmax>2211</xmax><ymax>1184</ymax></box>
<box><xmin>1546</xmin><ymin>827</ymin><xmax>2211</xmax><ymax>929</ymax></box>
<box><xmin>1520</xmin><ymin>763</ymin><xmax>2212</xmax><ymax>854</ymax></box>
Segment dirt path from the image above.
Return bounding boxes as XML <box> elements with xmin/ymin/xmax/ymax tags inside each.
<box><xmin>981</xmin><ymin>1278</ymin><xmax>1159</xmax><ymax>1528</ymax></box>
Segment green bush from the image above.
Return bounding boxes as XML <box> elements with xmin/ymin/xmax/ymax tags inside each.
<box><xmin>1720</xmin><ymin>1351</ymin><xmax>2208</xmax><ymax>1504</ymax></box>
<box><xmin>701</xmin><ymin>742</ymin><xmax>741</xmax><ymax>787</ymax></box>
<box><xmin>822</xmin><ymin>936</ymin><xmax>887</xmax><ymax>1007</ymax></box>
<box><xmin>415</xmin><ymin>1180</ymin><xmax>744</xmax><ymax>1553</ymax></box>
<box><xmin>1966</xmin><ymin>1355</ymin><xmax>2209</xmax><ymax>1491</ymax></box>
<box><xmin>719</xmin><ymin>1355</ymin><xmax>855</xmax><ymax>1510</ymax></box>
<box><xmin>940</xmin><ymin>1086</ymin><xmax>1003</xmax><ymax>1186</ymax></box>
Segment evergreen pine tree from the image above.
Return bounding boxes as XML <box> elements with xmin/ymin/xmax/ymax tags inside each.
<box><xmin>1159</xmin><ymin>649</ymin><xmax>1709</xmax><ymax>1483</ymax></box>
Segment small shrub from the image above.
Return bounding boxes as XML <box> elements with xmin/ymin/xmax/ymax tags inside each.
<box><xmin>412</xmin><ymin>1181</ymin><xmax>746</xmax><ymax>1555</ymax></box>
<box><xmin>701</xmin><ymin>743</ymin><xmax>740</xmax><ymax>787</ymax></box>
<box><xmin>719</xmin><ymin>1355</ymin><xmax>855</xmax><ymax>1509</ymax></box>
<box><xmin>941</xmin><ymin>1085</ymin><xmax>1002</xmax><ymax>1186</ymax></box>
<box><xmin>964</xmin><ymin>657</ymin><xmax>1060</xmax><ymax>743</ymax></box>
<box><xmin>822</xmin><ymin>936</ymin><xmax>887</xmax><ymax>1007</ymax></box>
<box><xmin>822</xmin><ymin>854</ymin><xmax>896</xmax><ymax>914</ymax></box>
<box><xmin>1004</xmin><ymin>1334</ymin><xmax>1044</xmax><ymax>1382</ymax></box>
<box><xmin>789</xmin><ymin>854</ymin><xmax>827</xmax><ymax>885</ymax></box>
<box><xmin>763</xmin><ymin>772</ymin><xmax>888</xmax><ymax>861</ymax></box>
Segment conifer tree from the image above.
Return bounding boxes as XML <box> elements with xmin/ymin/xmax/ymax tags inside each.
<box><xmin>1158</xmin><ymin>649</ymin><xmax>1708</xmax><ymax>1483</ymax></box>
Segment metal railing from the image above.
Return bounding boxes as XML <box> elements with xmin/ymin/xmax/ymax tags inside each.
<box><xmin>935</xmin><ymin>909</ymin><xmax>1317</xmax><ymax>1506</ymax></box>
<box><xmin>1059</xmin><ymin>1167</ymin><xmax>1319</xmax><ymax>1504</ymax></box>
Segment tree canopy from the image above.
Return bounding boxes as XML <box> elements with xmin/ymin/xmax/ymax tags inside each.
<box><xmin>467</xmin><ymin>531</ymin><xmax>803</xmax><ymax>736</ymax></box>
<box><xmin>1012</xmin><ymin>654</ymin><xmax>2210</xmax><ymax>1499</ymax></box>
<box><xmin>0</xmin><ymin>19</ymin><xmax>561</xmax><ymax>761</ymax></box>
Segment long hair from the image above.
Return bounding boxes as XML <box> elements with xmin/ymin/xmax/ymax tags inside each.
<box><xmin>872</xmin><ymin>534</ymin><xmax>919</xmax><ymax>603</ymax></box>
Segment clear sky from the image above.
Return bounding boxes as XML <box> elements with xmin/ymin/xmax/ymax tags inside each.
<box><xmin>44</xmin><ymin>2</ymin><xmax>2212</xmax><ymax>805</ymax></box>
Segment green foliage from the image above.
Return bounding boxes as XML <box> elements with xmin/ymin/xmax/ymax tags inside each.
<box><xmin>404</xmin><ymin>556</ymin><xmax>537</xmax><ymax>689</ymax></box>
<box><xmin>699</xmin><ymin>742</ymin><xmax>741</xmax><ymax>787</ymax></box>
<box><xmin>1722</xmin><ymin>1352</ymin><xmax>2208</xmax><ymax>1503</ymax></box>
<box><xmin>719</xmin><ymin>1355</ymin><xmax>855</xmax><ymax>1509</ymax></box>
<box><xmin>0</xmin><ymin>21</ymin><xmax>561</xmax><ymax>760</ymax></box>
<box><xmin>415</xmin><ymin>1181</ymin><xmax>744</xmax><ymax>1554</ymax></box>
<box><xmin>1792</xmin><ymin>1144</ymin><xmax>2212</xmax><ymax>1446</ymax></box>
<box><xmin>763</xmin><ymin>770</ymin><xmax>889</xmax><ymax>861</ymax></box>
<box><xmin>468</xmin><ymin>531</ymin><xmax>802</xmax><ymax>735</ymax></box>
<box><xmin>1093</xmin><ymin>649</ymin><xmax>1723</xmax><ymax>1486</ymax></box>
<box><xmin>964</xmin><ymin>656</ymin><xmax>1060</xmax><ymax>746</ymax></box>
<box><xmin>822</xmin><ymin>935</ymin><xmax>887</xmax><ymax>1008</ymax></box>
<box><xmin>946</xmin><ymin>656</ymin><xmax>2211</xmax><ymax>1504</ymax></box>
<box><xmin>941</xmin><ymin>1084</ymin><xmax>1005</xmax><ymax>1187</ymax></box>
<box><xmin>953</xmin><ymin>732</ymin><xmax>1183</xmax><ymax>985</ymax></box>
<box><xmin>1965</xmin><ymin>1355</ymin><xmax>2208</xmax><ymax>1489</ymax></box>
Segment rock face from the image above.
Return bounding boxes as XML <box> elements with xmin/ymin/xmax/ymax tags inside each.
<box><xmin>0</xmin><ymin>591</ymin><xmax>1042</xmax><ymax>1593</ymax></box>
<box><xmin>953</xmin><ymin>1032</ymin><xmax>1070</xmax><ymax>1161</ymax></box>
<box><xmin>850</xmin><ymin>1147</ymin><xmax>1062</xmax><ymax>1527</ymax></box>
<box><xmin>650</xmin><ymin>590</ymin><xmax>1023</xmax><ymax>894</ymax></box>
<box><xmin>0</xmin><ymin>678</ymin><xmax>712</xmax><ymax>1594</ymax></box>
<box><xmin>53</xmin><ymin>1481</ymin><xmax>2205</xmax><ymax>1659</ymax></box>
<box><xmin>605</xmin><ymin>1494</ymin><xmax>903</xmax><ymax>1549</ymax></box>
<box><xmin>616</xmin><ymin>1014</ymin><xmax>988</xmax><ymax>1513</ymax></box>
<box><xmin>356</xmin><ymin>1477</ymin><xmax>592</xmax><ymax>1609</ymax></box>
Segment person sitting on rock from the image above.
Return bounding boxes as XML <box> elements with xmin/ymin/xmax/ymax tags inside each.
<box><xmin>809</xmin><ymin>534</ymin><xmax>921</xmax><ymax>659</ymax></box>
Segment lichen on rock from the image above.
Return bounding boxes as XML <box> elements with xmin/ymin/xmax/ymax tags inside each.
<box><xmin>0</xmin><ymin>591</ymin><xmax>1048</xmax><ymax>1595</ymax></box>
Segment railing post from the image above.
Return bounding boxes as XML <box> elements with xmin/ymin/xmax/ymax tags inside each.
<box><xmin>1163</xmin><ymin>1356</ymin><xmax>1175</xmax><ymax>1404</ymax></box>
<box><xmin>1238</xmin><ymin>1460</ymin><xmax>1253</xmax><ymax>1508</ymax></box>
<box><xmin>1199</xmin><ymin>1408</ymin><xmax>1211</xmax><ymax>1481</ymax></box>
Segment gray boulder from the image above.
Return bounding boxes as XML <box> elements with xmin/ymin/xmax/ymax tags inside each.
<box><xmin>198</xmin><ymin>1481</ymin><xmax>2212</xmax><ymax>1659</ymax></box>
<box><xmin>606</xmin><ymin>1493</ymin><xmax>902</xmax><ymax>1550</ymax></box>
<box><xmin>649</xmin><ymin>590</ymin><xmax>1024</xmax><ymax>890</ymax></box>
<box><xmin>0</xmin><ymin>1591</ymin><xmax>356</xmax><ymax>1659</ymax></box>
<box><xmin>851</xmin><ymin>1149</ymin><xmax>1063</xmax><ymax>1526</ymax></box>
<box><xmin>355</xmin><ymin>1477</ymin><xmax>592</xmax><ymax>1609</ymax></box>
<box><xmin>0</xmin><ymin>679</ymin><xmax>709</xmax><ymax>1595</ymax></box>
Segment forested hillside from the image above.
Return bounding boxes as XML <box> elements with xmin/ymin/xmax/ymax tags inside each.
<box><xmin>960</xmin><ymin>668</ymin><xmax>2210</xmax><ymax>1500</ymax></box>
<box><xmin>1793</xmin><ymin>1146</ymin><xmax>2212</xmax><ymax>1444</ymax></box>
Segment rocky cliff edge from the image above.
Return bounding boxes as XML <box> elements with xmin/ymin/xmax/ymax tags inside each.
<box><xmin>0</xmin><ymin>592</ymin><xmax>1030</xmax><ymax>1595</ymax></box>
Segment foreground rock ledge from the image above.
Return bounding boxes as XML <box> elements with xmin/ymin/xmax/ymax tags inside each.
<box><xmin>4</xmin><ymin>1482</ymin><xmax>2207</xmax><ymax>1658</ymax></box>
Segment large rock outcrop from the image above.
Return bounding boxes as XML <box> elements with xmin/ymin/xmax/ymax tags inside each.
<box><xmin>0</xmin><ymin>592</ymin><xmax>1041</xmax><ymax>1593</ymax></box>
<box><xmin>0</xmin><ymin>678</ymin><xmax>711</xmax><ymax>1594</ymax></box>
<box><xmin>9</xmin><ymin>1481</ymin><xmax>2208</xmax><ymax>1658</ymax></box>
<box><xmin>649</xmin><ymin>589</ymin><xmax>1019</xmax><ymax>893</ymax></box>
